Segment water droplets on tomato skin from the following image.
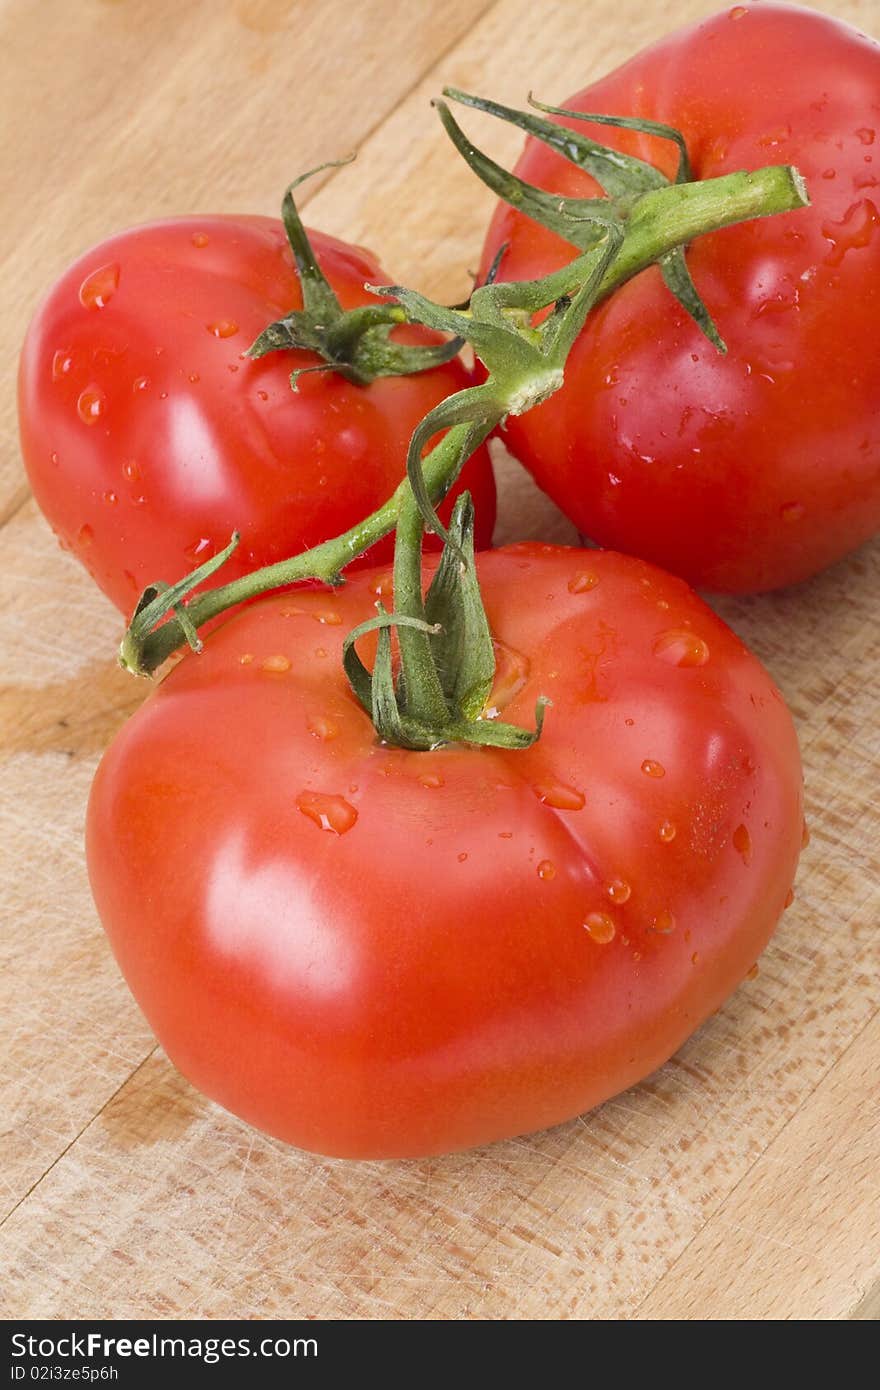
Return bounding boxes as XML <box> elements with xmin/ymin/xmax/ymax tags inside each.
<box><xmin>856</xmin><ymin>128</ymin><xmax>875</xmax><ymax>146</ymax></box>
<box><xmin>784</xmin><ymin>887</ymin><xmax>795</xmax><ymax>909</ymax></box>
<box><xmin>568</xmin><ymin>570</ymin><xmax>599</xmax><ymax>595</ymax></box>
<box><xmin>533</xmin><ymin>782</ymin><xmax>585</xmax><ymax>811</ymax></box>
<box><xmin>307</xmin><ymin>714</ymin><xmax>337</xmax><ymax>741</ymax></box>
<box><xmin>261</xmin><ymin>654</ymin><xmax>291</xmax><ymax>674</ymax></box>
<box><xmin>207</xmin><ymin>319</ymin><xmax>239</xmax><ymax>338</ymax></box>
<box><xmin>537</xmin><ymin>859</ymin><xmax>556</xmax><ymax>881</ymax></box>
<box><xmin>728</xmin><ymin>5</ymin><xmax>747</xmax><ymax>18</ymax></box>
<box><xmin>584</xmin><ymin>912</ymin><xmax>616</xmax><ymax>944</ymax></box>
<box><xmin>52</xmin><ymin>350</ymin><xmax>73</xmax><ymax>382</ymax></box>
<box><xmin>132</xmin><ymin>375</ymin><xmax>150</xmax><ymax>393</ymax></box>
<box><xmin>658</xmin><ymin>821</ymin><xmax>677</xmax><ymax>844</ymax></box>
<box><xmin>76</xmin><ymin>523</ymin><xmax>93</xmax><ymax>548</ymax></box>
<box><xmin>77</xmin><ymin>387</ymin><xmax>106</xmax><ymax>425</ymax></box>
<box><xmin>821</xmin><ymin>198</ymin><xmax>879</xmax><ymax>267</ymax></box>
<box><xmin>641</xmin><ymin>759</ymin><xmax>665</xmax><ymax>779</ymax></box>
<box><xmin>297</xmin><ymin>791</ymin><xmax>358</xmax><ymax>835</ymax></box>
<box><xmin>653</xmin><ymin>629</ymin><xmax>709</xmax><ymax>668</ymax></box>
<box><xmin>607</xmin><ymin>878</ymin><xmax>631</xmax><ymax>905</ymax></box>
<box><xmin>733</xmin><ymin>823</ymin><xmax>752</xmax><ymax>864</ymax></box>
<box><xmin>184</xmin><ymin>537</ymin><xmax>214</xmax><ymax>563</ymax></box>
<box><xmin>801</xmin><ymin>820</ymin><xmax>811</xmax><ymax>849</ymax></box>
<box><xmin>192</xmin><ymin>232</ymin><xmax>210</xmax><ymax>248</ymax></box>
<box><xmin>651</xmin><ymin>909</ymin><xmax>676</xmax><ymax>935</ymax></box>
<box><xmin>78</xmin><ymin>262</ymin><xmax>119</xmax><ymax>310</ymax></box>
<box><xmin>419</xmin><ymin>772</ymin><xmax>444</xmax><ymax>790</ymax></box>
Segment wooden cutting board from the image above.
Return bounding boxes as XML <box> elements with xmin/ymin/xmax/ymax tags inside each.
<box><xmin>2</xmin><ymin>0</ymin><xmax>878</xmax><ymax>1321</ymax></box>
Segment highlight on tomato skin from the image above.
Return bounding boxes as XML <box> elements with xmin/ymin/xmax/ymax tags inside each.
<box><xmin>86</xmin><ymin>546</ymin><xmax>804</xmax><ymax>1159</ymax></box>
<box><xmin>18</xmin><ymin>215</ymin><xmax>495</xmax><ymax>615</ymax></box>
<box><xmin>480</xmin><ymin>2</ymin><xmax>880</xmax><ymax>592</ymax></box>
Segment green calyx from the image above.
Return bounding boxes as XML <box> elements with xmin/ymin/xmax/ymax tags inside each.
<box><xmin>247</xmin><ymin>160</ymin><xmax>462</xmax><ymax>388</ymax></box>
<box><xmin>119</xmin><ymin>105</ymin><xmax>809</xmax><ymax>760</ymax></box>
<box><xmin>343</xmin><ymin>494</ymin><xmax>548</xmax><ymax>751</ymax></box>
<box><xmin>438</xmin><ymin>89</ymin><xmax>801</xmax><ymax>353</ymax></box>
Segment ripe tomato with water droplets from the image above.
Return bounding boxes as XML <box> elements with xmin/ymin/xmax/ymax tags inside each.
<box><xmin>19</xmin><ymin>217</ymin><xmax>495</xmax><ymax>612</ymax></box>
<box><xmin>87</xmin><ymin>546</ymin><xmax>803</xmax><ymax>1157</ymax></box>
<box><xmin>481</xmin><ymin>3</ymin><xmax>880</xmax><ymax>591</ymax></box>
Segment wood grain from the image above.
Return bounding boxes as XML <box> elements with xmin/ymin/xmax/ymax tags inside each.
<box><xmin>1</xmin><ymin>0</ymin><xmax>878</xmax><ymax>1321</ymax></box>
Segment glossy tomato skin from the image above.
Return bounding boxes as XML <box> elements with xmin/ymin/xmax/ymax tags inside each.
<box><xmin>483</xmin><ymin>4</ymin><xmax>880</xmax><ymax>592</ymax></box>
<box><xmin>87</xmin><ymin>547</ymin><xmax>802</xmax><ymax>1158</ymax></box>
<box><xmin>19</xmin><ymin>216</ymin><xmax>495</xmax><ymax>613</ymax></box>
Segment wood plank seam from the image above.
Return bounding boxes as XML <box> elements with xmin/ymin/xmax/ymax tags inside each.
<box><xmin>0</xmin><ymin>1047</ymin><xmax>158</xmax><ymax>1234</ymax></box>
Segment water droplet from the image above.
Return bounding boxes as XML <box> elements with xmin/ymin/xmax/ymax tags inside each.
<box><xmin>257</xmin><ymin>389</ymin><xmax>269</xmax><ymax>401</ymax></box>
<box><xmin>651</xmin><ymin>908</ymin><xmax>676</xmax><ymax>934</ymax></box>
<box><xmin>856</xmin><ymin>128</ymin><xmax>875</xmax><ymax>146</ymax></box>
<box><xmin>584</xmin><ymin>912</ymin><xmax>616</xmax><ymax>944</ymax></box>
<box><xmin>746</xmin><ymin>963</ymin><xmax>759</xmax><ymax>981</ymax></box>
<box><xmin>184</xmin><ymin>537</ymin><xmax>214</xmax><ymax>562</ymax></box>
<box><xmin>419</xmin><ymin>772</ymin><xmax>444</xmax><ymax>789</ymax></box>
<box><xmin>659</xmin><ymin>820</ymin><xmax>677</xmax><ymax>843</ymax></box>
<box><xmin>498</xmin><ymin>831</ymin><xmax>513</xmax><ymax>839</ymax></box>
<box><xmin>307</xmin><ymin>713</ymin><xmax>337</xmax><ymax>741</ymax></box>
<box><xmin>191</xmin><ymin>232</ymin><xmax>209</xmax><ymax>248</ymax></box>
<box><xmin>208</xmin><ymin>319</ymin><xmax>239</xmax><ymax>338</ymax></box>
<box><xmin>119</xmin><ymin>459</ymin><xmax>140</xmax><ymax>484</ymax></box>
<box><xmin>624</xmin><ymin>717</ymin><xmax>634</xmax><ymax>727</ymax></box>
<box><xmin>372</xmin><ymin>572</ymin><xmax>394</xmax><ymax>598</ymax></box>
<box><xmin>76</xmin><ymin>387</ymin><xmax>105</xmax><ymax>424</ymax></box>
<box><xmin>76</xmin><ymin>523</ymin><xmax>93</xmax><ymax>548</ymax></box>
<box><xmin>78</xmin><ymin>262</ymin><xmax>120</xmax><ymax>309</ymax></box>
<box><xmin>652</xmin><ymin>628</ymin><xmax>710</xmax><ymax>667</ymax></box>
<box><xmin>261</xmin><ymin>654</ymin><xmax>291</xmax><ymax>674</ymax></box>
<box><xmin>483</xmin><ymin>639</ymin><xmax>530</xmax><ymax>717</ymax></box>
<box><xmin>568</xmin><ymin>570</ymin><xmax>599</xmax><ymax>594</ymax></box>
<box><xmin>801</xmin><ymin>820</ymin><xmax>810</xmax><ymax>848</ymax></box>
<box><xmin>280</xmin><ymin>603</ymin><xmax>342</xmax><ymax>626</ymax></box>
<box><xmin>537</xmin><ymin>859</ymin><xmax>556</xmax><ymax>881</ymax></box>
<box><xmin>52</xmin><ymin>350</ymin><xmax>73</xmax><ymax>381</ymax></box>
<box><xmin>822</xmin><ymin>198</ymin><xmax>879</xmax><ymax>266</ymax></box>
<box><xmin>457</xmin><ymin>851</ymin><xmax>468</xmax><ymax>863</ymax></box>
<box><xmin>50</xmin><ymin>451</ymin><xmax>59</xmax><ymax>466</ymax></box>
<box><xmin>641</xmin><ymin>759</ymin><xmax>665</xmax><ymax>779</ymax></box>
<box><xmin>132</xmin><ymin>375</ymin><xmax>150</xmax><ymax>393</ymax></box>
<box><xmin>854</xmin><ymin>170</ymin><xmax>879</xmax><ymax>190</ymax></box>
<box><xmin>239</xmin><ymin>653</ymin><xmax>254</xmax><ymax>665</ymax></box>
<box><xmin>102</xmin><ymin>490</ymin><xmax>118</xmax><ymax>506</ymax></box>
<box><xmin>314</xmin><ymin>647</ymin><xmax>328</xmax><ymax>659</ymax></box>
<box><xmin>780</xmin><ymin>501</ymin><xmax>805</xmax><ymax>523</ymax></box>
<box><xmin>822</xmin><ymin>168</ymin><xmax>836</xmax><ymax>180</ymax></box>
<box><xmin>533</xmin><ymin>782</ymin><xmax>585</xmax><ymax>811</ymax></box>
<box><xmin>758</xmin><ymin>124</ymin><xmax>791</xmax><ymax>148</ymax></box>
<box><xmin>732</xmin><ymin>823</ymin><xmax>752</xmax><ymax>864</ymax></box>
<box><xmin>607</xmin><ymin>878</ymin><xmax>631</xmax><ymax>904</ymax></box>
<box><xmin>728</xmin><ymin>4</ymin><xmax>747</xmax><ymax>17</ymax></box>
<box><xmin>297</xmin><ymin>791</ymin><xmax>358</xmax><ymax>835</ymax></box>
<box><xmin>784</xmin><ymin>887</ymin><xmax>795</xmax><ymax>909</ymax></box>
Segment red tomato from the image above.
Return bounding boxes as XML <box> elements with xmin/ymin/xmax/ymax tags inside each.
<box><xmin>482</xmin><ymin>3</ymin><xmax>880</xmax><ymax>592</ymax></box>
<box><xmin>19</xmin><ymin>216</ymin><xmax>495</xmax><ymax>613</ymax></box>
<box><xmin>87</xmin><ymin>546</ymin><xmax>802</xmax><ymax>1158</ymax></box>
